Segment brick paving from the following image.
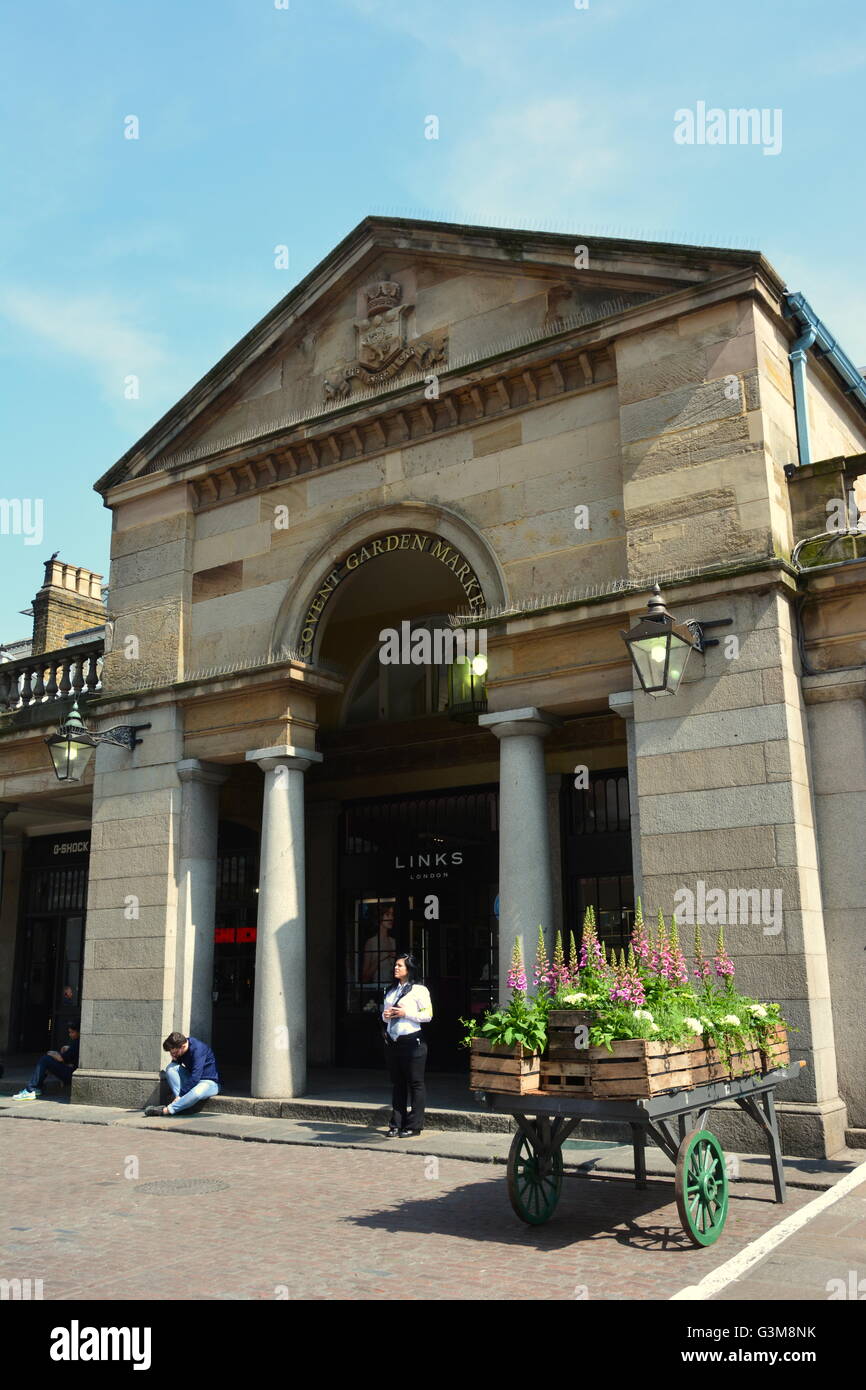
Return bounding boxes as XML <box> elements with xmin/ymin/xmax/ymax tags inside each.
<box><xmin>1</xmin><ymin>1115</ymin><xmax>843</xmax><ymax>1301</ymax></box>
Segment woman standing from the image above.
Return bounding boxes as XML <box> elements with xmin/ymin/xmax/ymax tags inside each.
<box><xmin>382</xmin><ymin>953</ymin><xmax>433</xmax><ymax>1138</ymax></box>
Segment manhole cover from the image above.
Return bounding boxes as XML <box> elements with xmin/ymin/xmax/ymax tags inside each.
<box><xmin>133</xmin><ymin>1178</ymin><xmax>230</xmax><ymax>1196</ymax></box>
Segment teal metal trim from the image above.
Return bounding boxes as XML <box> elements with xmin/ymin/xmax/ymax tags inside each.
<box><xmin>784</xmin><ymin>292</ymin><xmax>866</xmax><ymax>469</ymax></box>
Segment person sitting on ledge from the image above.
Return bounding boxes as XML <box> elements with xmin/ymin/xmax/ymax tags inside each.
<box><xmin>11</xmin><ymin>1021</ymin><xmax>80</xmax><ymax>1100</ymax></box>
<box><xmin>143</xmin><ymin>1031</ymin><xmax>220</xmax><ymax>1117</ymax></box>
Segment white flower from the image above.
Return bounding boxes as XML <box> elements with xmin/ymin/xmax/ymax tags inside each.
<box><xmin>683</xmin><ymin>1017</ymin><xmax>704</xmax><ymax>1035</ymax></box>
<box><xmin>747</xmin><ymin>1004</ymin><xmax>768</xmax><ymax>1019</ymax></box>
<box><xmin>563</xmin><ymin>992</ymin><xmax>590</xmax><ymax>1003</ymax></box>
<box><xmin>649</xmin><ymin>1023</ymin><xmax>660</xmax><ymax>1032</ymax></box>
<box><xmin>721</xmin><ymin>1014</ymin><xmax>741</xmax><ymax>1027</ymax></box>
<box><xmin>633</xmin><ymin>1009</ymin><xmax>654</xmax><ymax>1022</ymax></box>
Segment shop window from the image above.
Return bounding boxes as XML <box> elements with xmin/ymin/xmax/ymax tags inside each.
<box><xmin>561</xmin><ymin>771</ymin><xmax>634</xmax><ymax>954</ymax></box>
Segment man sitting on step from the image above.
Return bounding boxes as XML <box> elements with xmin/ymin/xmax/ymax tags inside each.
<box><xmin>143</xmin><ymin>1031</ymin><xmax>220</xmax><ymax>1117</ymax></box>
<box><xmin>10</xmin><ymin>1021</ymin><xmax>80</xmax><ymax>1100</ymax></box>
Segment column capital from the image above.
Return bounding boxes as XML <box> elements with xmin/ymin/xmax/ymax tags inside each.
<box><xmin>608</xmin><ymin>690</ymin><xmax>635</xmax><ymax>721</ymax></box>
<box><xmin>478</xmin><ymin>706</ymin><xmax>562</xmax><ymax>741</ymax></box>
<box><xmin>176</xmin><ymin>759</ymin><xmax>229</xmax><ymax>786</ymax></box>
<box><xmin>245</xmin><ymin>744</ymin><xmax>324</xmax><ymax>774</ymax></box>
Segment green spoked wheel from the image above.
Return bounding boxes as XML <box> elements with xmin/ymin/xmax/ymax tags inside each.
<box><xmin>675</xmin><ymin>1129</ymin><xmax>729</xmax><ymax>1247</ymax></box>
<box><xmin>506</xmin><ymin>1130</ymin><xmax>563</xmax><ymax>1225</ymax></box>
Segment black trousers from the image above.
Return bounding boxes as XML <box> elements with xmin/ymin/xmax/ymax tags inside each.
<box><xmin>384</xmin><ymin>1035</ymin><xmax>427</xmax><ymax>1131</ymax></box>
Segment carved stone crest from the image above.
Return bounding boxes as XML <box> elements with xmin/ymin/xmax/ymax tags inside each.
<box><xmin>324</xmin><ymin>279</ymin><xmax>447</xmax><ymax>400</ymax></box>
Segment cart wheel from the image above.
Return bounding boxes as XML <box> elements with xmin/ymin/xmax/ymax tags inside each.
<box><xmin>675</xmin><ymin>1129</ymin><xmax>729</xmax><ymax>1247</ymax></box>
<box><xmin>506</xmin><ymin>1130</ymin><xmax>563</xmax><ymax>1225</ymax></box>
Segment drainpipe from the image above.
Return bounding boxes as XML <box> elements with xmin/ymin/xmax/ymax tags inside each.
<box><xmin>784</xmin><ymin>290</ymin><xmax>866</xmax><ymax>469</ymax></box>
<box><xmin>789</xmin><ymin>322</ymin><xmax>816</xmax><ymax>468</ymax></box>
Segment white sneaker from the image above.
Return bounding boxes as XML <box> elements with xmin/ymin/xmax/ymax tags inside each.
<box><xmin>11</xmin><ymin>1088</ymin><xmax>40</xmax><ymax>1100</ymax></box>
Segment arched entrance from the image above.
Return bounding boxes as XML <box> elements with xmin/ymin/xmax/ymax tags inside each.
<box><xmin>290</xmin><ymin>511</ymin><xmax>507</xmax><ymax>1071</ymax></box>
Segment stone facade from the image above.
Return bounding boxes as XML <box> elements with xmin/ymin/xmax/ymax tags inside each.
<box><xmin>4</xmin><ymin>218</ymin><xmax>866</xmax><ymax>1156</ymax></box>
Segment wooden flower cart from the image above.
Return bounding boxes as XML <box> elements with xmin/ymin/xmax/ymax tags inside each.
<box><xmin>474</xmin><ymin>1024</ymin><xmax>802</xmax><ymax>1246</ymax></box>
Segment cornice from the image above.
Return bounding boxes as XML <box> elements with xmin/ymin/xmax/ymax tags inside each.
<box><xmin>165</xmin><ymin>340</ymin><xmax>615</xmax><ymax>515</ymax></box>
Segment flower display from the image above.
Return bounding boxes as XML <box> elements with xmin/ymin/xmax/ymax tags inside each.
<box><xmin>551</xmin><ymin>930</ymin><xmax>570</xmax><ymax>991</ymax></box>
<box><xmin>464</xmin><ymin>894</ymin><xmax>789</xmax><ymax>1061</ymax></box>
<box><xmin>714</xmin><ymin>924</ymin><xmax>736</xmax><ymax>981</ymax></box>
<box><xmin>533</xmin><ymin>924</ymin><xmax>552</xmax><ymax>989</ymax></box>
<box><xmin>506</xmin><ymin>936</ymin><xmax>527</xmax><ymax>995</ymax></box>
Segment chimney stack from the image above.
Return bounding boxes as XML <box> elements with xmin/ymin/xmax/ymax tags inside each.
<box><xmin>31</xmin><ymin>558</ymin><xmax>105</xmax><ymax>655</ymax></box>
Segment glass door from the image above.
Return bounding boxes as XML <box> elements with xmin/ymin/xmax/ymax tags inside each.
<box><xmin>16</xmin><ymin>917</ymin><xmax>58</xmax><ymax>1051</ymax></box>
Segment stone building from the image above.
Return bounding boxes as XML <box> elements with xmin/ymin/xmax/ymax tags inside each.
<box><xmin>2</xmin><ymin>217</ymin><xmax>865</xmax><ymax>1157</ymax></box>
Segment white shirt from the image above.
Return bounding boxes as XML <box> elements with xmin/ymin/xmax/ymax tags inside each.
<box><xmin>383</xmin><ymin>984</ymin><xmax>434</xmax><ymax>1040</ymax></box>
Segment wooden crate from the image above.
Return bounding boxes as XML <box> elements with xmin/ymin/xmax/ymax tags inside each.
<box><xmin>539</xmin><ymin>1009</ymin><xmax>593</xmax><ymax>1095</ymax></box>
<box><xmin>689</xmin><ymin>1038</ymin><xmax>763</xmax><ymax>1083</ymax></box>
<box><xmin>729</xmin><ymin>1042</ymin><xmax>762</xmax><ymax>1078</ymax></box>
<box><xmin>469</xmin><ymin>1038</ymin><xmax>541</xmax><ymax>1094</ymax></box>
<box><xmin>688</xmin><ymin>1039</ymin><xmax>729</xmax><ymax>1086</ymax></box>
<box><xmin>759</xmin><ymin>1025</ymin><xmax>790</xmax><ymax>1073</ymax></box>
<box><xmin>538</xmin><ymin>1059</ymin><xmax>592</xmax><ymax>1095</ymax></box>
<box><xmin>589</xmin><ymin>1039</ymin><xmax>694</xmax><ymax>1098</ymax></box>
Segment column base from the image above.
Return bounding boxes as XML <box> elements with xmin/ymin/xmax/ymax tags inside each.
<box><xmin>72</xmin><ymin>1070</ymin><xmax>163</xmax><ymax>1109</ymax></box>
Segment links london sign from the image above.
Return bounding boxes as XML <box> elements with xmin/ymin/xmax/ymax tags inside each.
<box><xmin>297</xmin><ymin>531</ymin><xmax>485</xmax><ymax>660</ymax></box>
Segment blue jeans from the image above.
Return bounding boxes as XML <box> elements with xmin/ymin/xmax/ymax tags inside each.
<box><xmin>164</xmin><ymin>1061</ymin><xmax>219</xmax><ymax>1114</ymax></box>
<box><xmin>28</xmin><ymin>1056</ymin><xmax>74</xmax><ymax>1091</ymax></box>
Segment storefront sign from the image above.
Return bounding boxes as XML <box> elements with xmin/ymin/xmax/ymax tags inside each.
<box><xmin>394</xmin><ymin>849</ymin><xmax>465</xmax><ymax>881</ymax></box>
<box><xmin>297</xmin><ymin>531</ymin><xmax>486</xmax><ymax>660</ymax></box>
<box><xmin>24</xmin><ymin>832</ymin><xmax>91</xmax><ymax>865</ymax></box>
<box><xmin>214</xmin><ymin>927</ymin><xmax>257</xmax><ymax>944</ymax></box>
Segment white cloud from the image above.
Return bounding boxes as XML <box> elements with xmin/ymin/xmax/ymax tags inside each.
<box><xmin>0</xmin><ymin>286</ymin><xmax>174</xmax><ymax>405</ymax></box>
<box><xmin>415</xmin><ymin>97</ymin><xmax>623</xmax><ymax>224</ymax></box>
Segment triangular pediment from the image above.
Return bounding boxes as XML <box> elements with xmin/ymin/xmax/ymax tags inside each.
<box><xmin>96</xmin><ymin>218</ymin><xmax>769</xmax><ymax>491</ymax></box>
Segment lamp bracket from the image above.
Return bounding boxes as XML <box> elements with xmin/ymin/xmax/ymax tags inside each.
<box><xmin>684</xmin><ymin>617</ymin><xmax>733</xmax><ymax>653</ymax></box>
<box><xmin>95</xmin><ymin>722</ymin><xmax>152</xmax><ymax>750</ymax></box>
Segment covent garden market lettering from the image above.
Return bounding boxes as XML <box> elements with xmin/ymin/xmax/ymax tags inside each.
<box><xmin>297</xmin><ymin>530</ymin><xmax>485</xmax><ymax>658</ymax></box>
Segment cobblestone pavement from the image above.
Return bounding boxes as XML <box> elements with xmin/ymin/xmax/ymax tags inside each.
<box><xmin>5</xmin><ymin>1116</ymin><xmax>858</xmax><ymax>1302</ymax></box>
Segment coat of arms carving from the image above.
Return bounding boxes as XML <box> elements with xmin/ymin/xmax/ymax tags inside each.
<box><xmin>323</xmin><ymin>279</ymin><xmax>447</xmax><ymax>400</ymax></box>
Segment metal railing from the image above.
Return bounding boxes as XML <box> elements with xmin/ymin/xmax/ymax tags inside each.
<box><xmin>0</xmin><ymin>639</ymin><xmax>104</xmax><ymax>712</ymax></box>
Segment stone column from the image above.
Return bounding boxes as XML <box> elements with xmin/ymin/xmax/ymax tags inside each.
<box><xmin>608</xmin><ymin>690</ymin><xmax>644</xmax><ymax>900</ymax></box>
<box><xmin>176</xmin><ymin>760</ymin><xmax>228</xmax><ymax>1041</ymax></box>
<box><xmin>245</xmin><ymin>744</ymin><xmax>323</xmax><ymax>1097</ymax></box>
<box><xmin>479</xmin><ymin>708</ymin><xmax>560</xmax><ymax>1000</ymax></box>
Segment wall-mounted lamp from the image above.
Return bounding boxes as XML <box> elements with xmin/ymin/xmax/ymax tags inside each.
<box><xmin>44</xmin><ymin>701</ymin><xmax>151</xmax><ymax>783</ymax></box>
<box><xmin>448</xmin><ymin>652</ymin><xmax>488</xmax><ymax>720</ymax></box>
<box><xmin>621</xmin><ymin>585</ymin><xmax>732</xmax><ymax>697</ymax></box>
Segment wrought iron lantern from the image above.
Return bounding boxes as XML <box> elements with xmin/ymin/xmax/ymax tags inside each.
<box><xmin>621</xmin><ymin>585</ymin><xmax>730</xmax><ymax>698</ymax></box>
<box><xmin>447</xmin><ymin>650</ymin><xmax>488</xmax><ymax>720</ymax></box>
<box><xmin>45</xmin><ymin>701</ymin><xmax>150</xmax><ymax>783</ymax></box>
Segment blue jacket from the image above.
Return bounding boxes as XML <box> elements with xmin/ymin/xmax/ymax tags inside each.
<box><xmin>179</xmin><ymin>1036</ymin><xmax>220</xmax><ymax>1087</ymax></box>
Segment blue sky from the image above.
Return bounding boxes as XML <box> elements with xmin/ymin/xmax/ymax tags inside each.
<box><xmin>2</xmin><ymin>0</ymin><xmax>865</xmax><ymax>639</ymax></box>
